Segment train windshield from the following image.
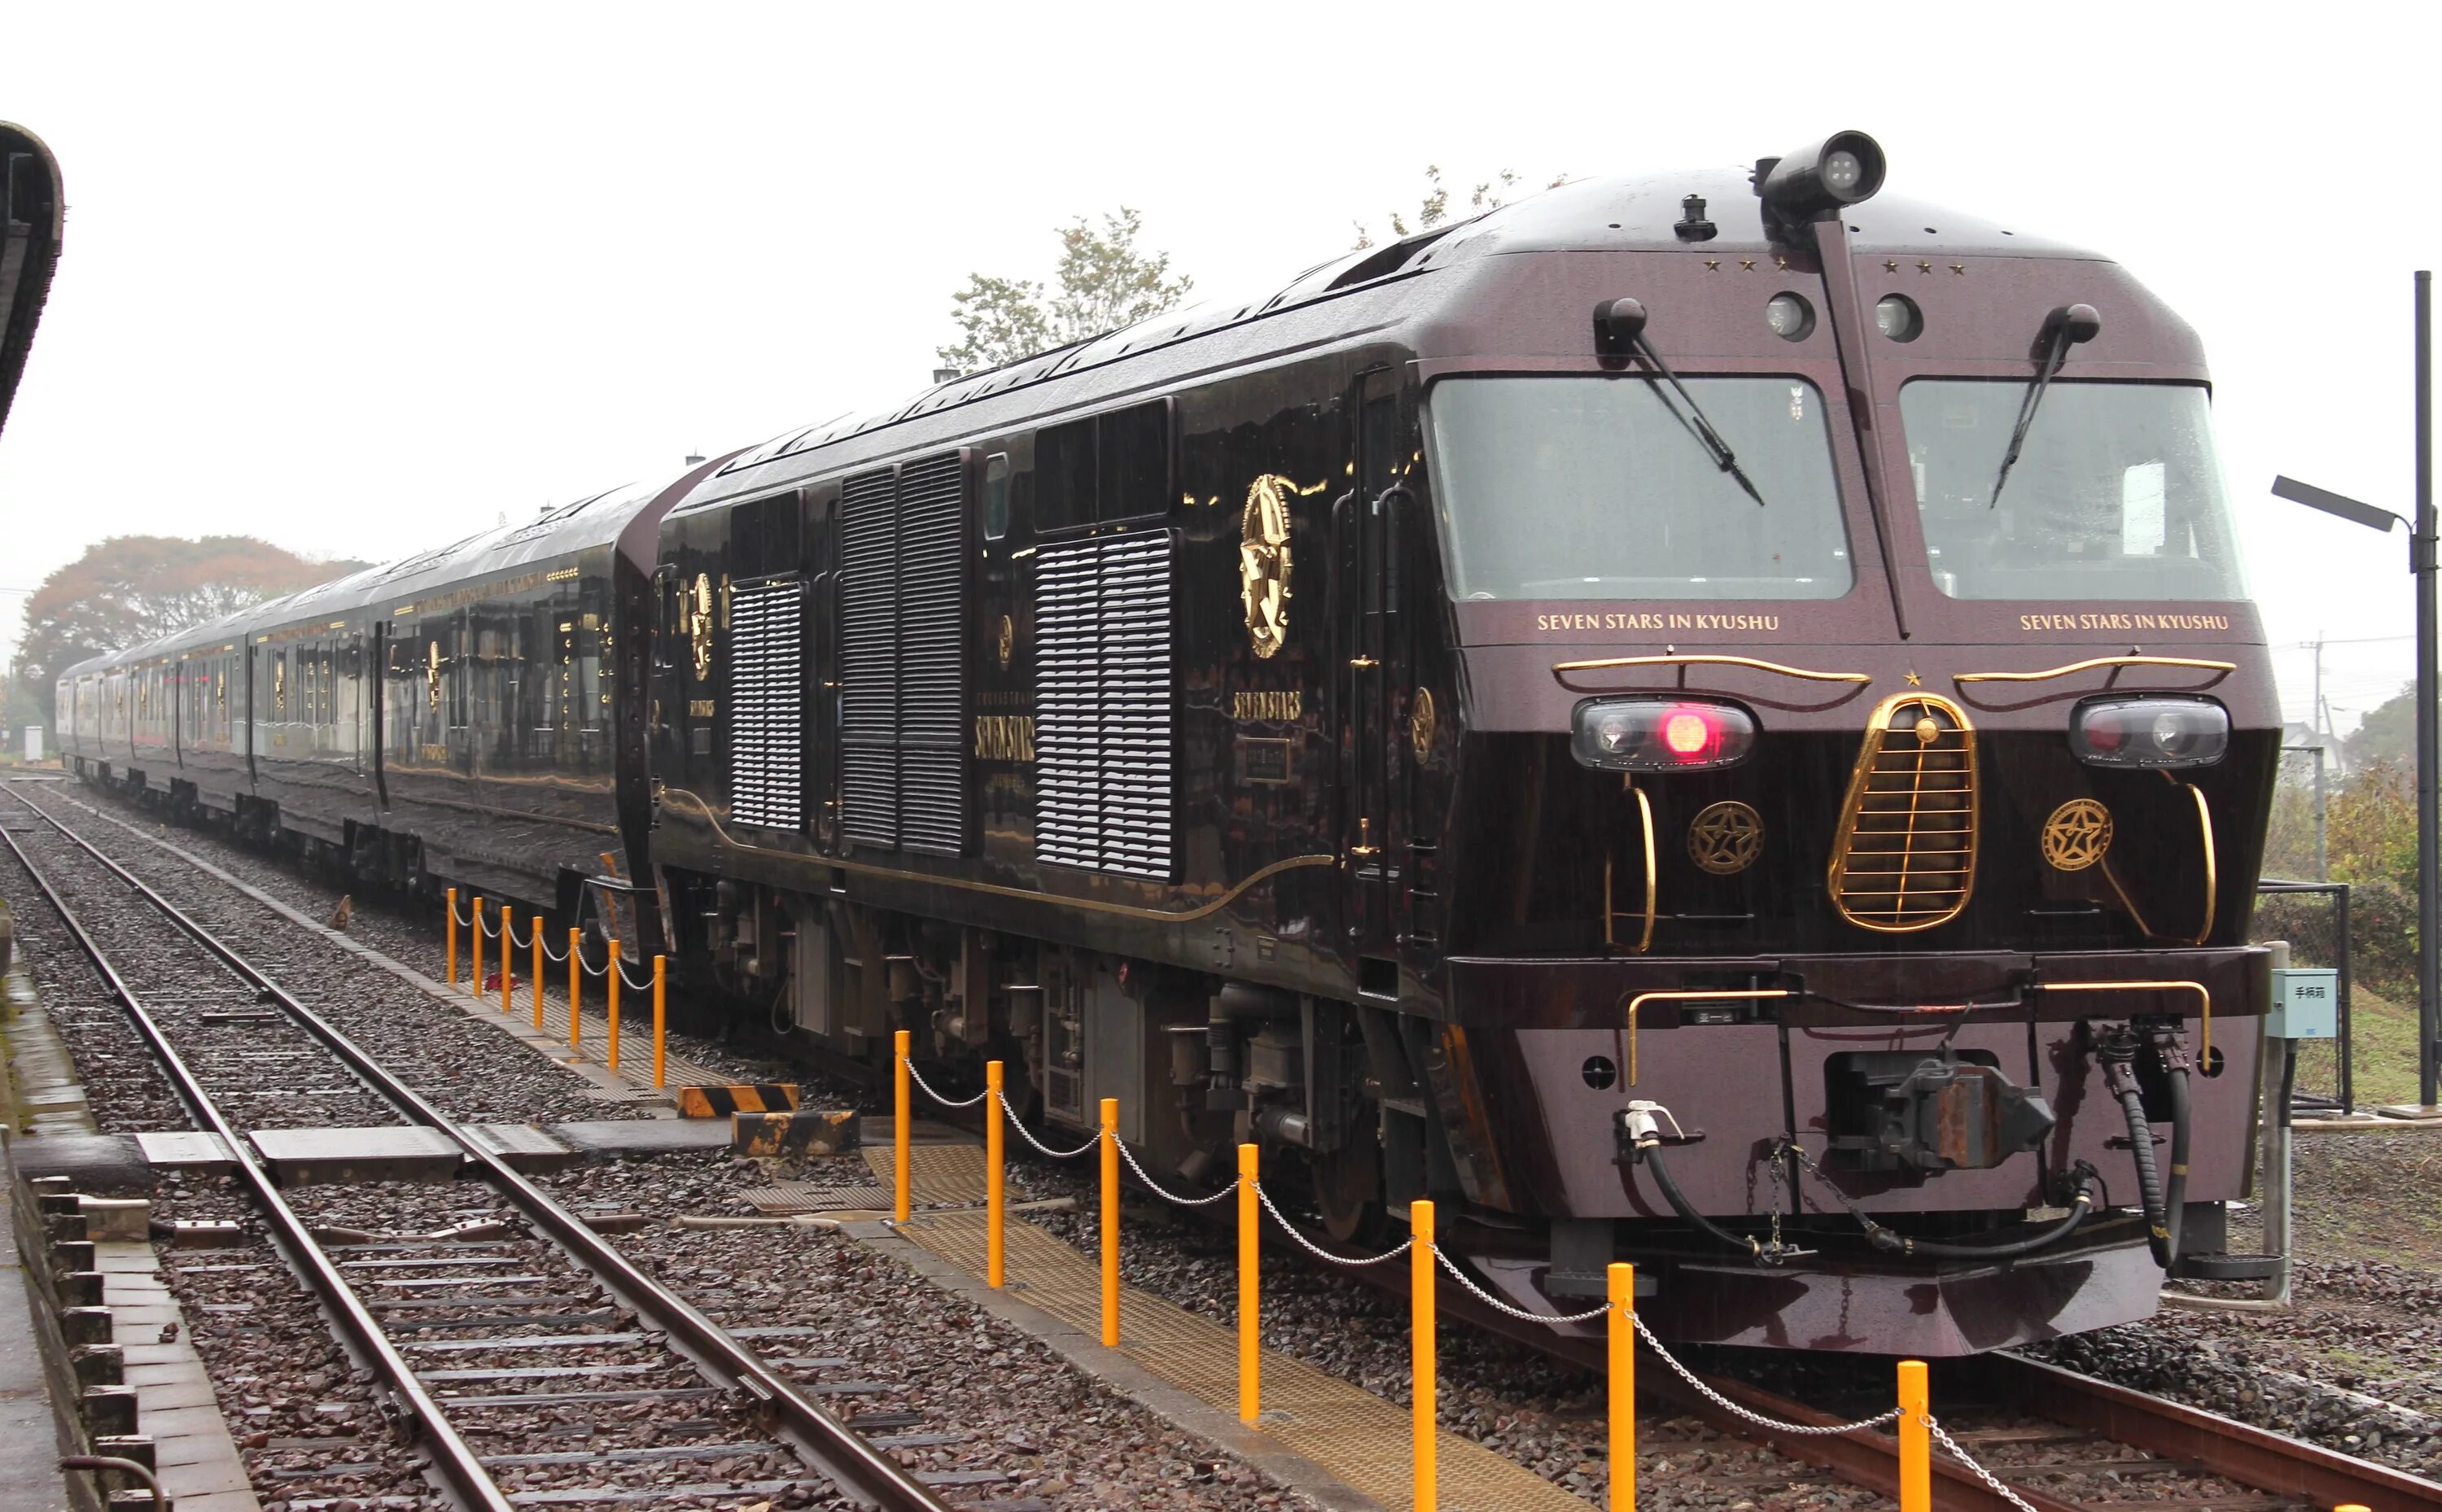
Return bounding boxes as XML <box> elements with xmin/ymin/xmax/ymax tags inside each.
<box><xmin>1425</xmin><ymin>376</ymin><xmax>1853</xmax><ymax>601</ymax></box>
<box><xmin>1902</xmin><ymin>380</ymin><xmax>2245</xmax><ymax>601</ymax></box>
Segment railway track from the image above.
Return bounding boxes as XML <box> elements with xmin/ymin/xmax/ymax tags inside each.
<box><xmin>1</xmin><ymin>787</ymin><xmax>961</xmax><ymax>1512</ymax></box>
<box><xmin>23</xmin><ymin>776</ymin><xmax>2442</xmax><ymax>1512</ymax></box>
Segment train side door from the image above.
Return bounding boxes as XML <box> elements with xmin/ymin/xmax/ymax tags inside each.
<box><xmin>1337</xmin><ymin>367</ymin><xmax>1409</xmax><ymax>975</ymax></box>
<box><xmin>810</xmin><ymin>504</ymin><xmax>842</xmax><ymax>854</ymax></box>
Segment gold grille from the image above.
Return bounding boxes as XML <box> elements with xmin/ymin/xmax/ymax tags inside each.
<box><xmin>1828</xmin><ymin>693</ymin><xmax>1977</xmax><ymax>932</ymax></box>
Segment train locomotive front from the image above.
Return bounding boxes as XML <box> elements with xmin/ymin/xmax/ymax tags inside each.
<box><xmin>1411</xmin><ymin>136</ymin><xmax>2272</xmax><ymax>1353</ymax></box>
<box><xmin>637</xmin><ymin>130</ymin><xmax>2277</xmax><ymax>1359</ymax></box>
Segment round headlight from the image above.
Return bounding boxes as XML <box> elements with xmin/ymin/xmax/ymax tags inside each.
<box><xmin>1823</xmin><ymin>151</ymin><xmax>1862</xmax><ymax>195</ymax></box>
<box><xmin>1766</xmin><ymin>292</ymin><xmax>1814</xmax><ymax>341</ymax></box>
<box><xmin>1875</xmin><ymin>294</ymin><xmax>1923</xmax><ymax>343</ymax></box>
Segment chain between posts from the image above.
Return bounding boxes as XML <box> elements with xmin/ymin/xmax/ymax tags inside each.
<box><xmin>1923</xmin><ymin>1414</ymin><xmax>2043</xmax><ymax>1512</ymax></box>
<box><xmin>899</xmin><ymin>1055</ymin><xmax>991</xmax><ymax>1110</ymax></box>
<box><xmin>891</xmin><ymin>1051</ymin><xmax>1961</xmax><ymax>1491</ymax></box>
<box><xmin>615</xmin><ymin>955</ymin><xmax>655</xmax><ymax>991</ymax></box>
<box><xmin>991</xmin><ymin>1090</ymin><xmax>1103</xmax><ymax>1159</ymax></box>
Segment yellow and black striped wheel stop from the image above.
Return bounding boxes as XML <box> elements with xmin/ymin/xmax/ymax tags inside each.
<box><xmin>676</xmin><ymin>1083</ymin><xmax>801</xmax><ymax>1118</ymax></box>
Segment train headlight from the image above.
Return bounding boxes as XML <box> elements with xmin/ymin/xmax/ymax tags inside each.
<box><xmin>1572</xmin><ymin>697</ymin><xmax>1757</xmax><ymax>771</ymax></box>
<box><xmin>2071</xmin><ymin>697</ymin><xmax>2230</xmax><ymax>770</ymax></box>
<box><xmin>1757</xmin><ymin>130</ymin><xmax>1888</xmax><ymax>222</ymax></box>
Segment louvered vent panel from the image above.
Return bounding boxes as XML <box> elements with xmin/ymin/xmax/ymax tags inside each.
<box><xmin>1032</xmin><ymin>534</ymin><xmax>1175</xmax><ymax>878</ymax></box>
<box><xmin>896</xmin><ymin>453</ymin><xmax>967</xmax><ymax>854</ymax></box>
<box><xmin>1828</xmin><ymin>694</ymin><xmax>1977</xmax><ymax>933</ymax></box>
<box><xmin>838</xmin><ymin>467</ymin><xmax>898</xmax><ymax>847</ymax></box>
<box><xmin>1032</xmin><ymin>540</ymin><xmax>1105</xmax><ymax>870</ymax></box>
<box><xmin>1095</xmin><ymin>535</ymin><xmax>1175</xmax><ymax>879</ymax></box>
<box><xmin>727</xmin><ymin>579</ymin><xmax>804</xmax><ymax>830</ymax></box>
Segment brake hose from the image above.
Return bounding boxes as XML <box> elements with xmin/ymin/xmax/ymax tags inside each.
<box><xmin>2160</xmin><ymin>1059</ymin><xmax>2191</xmax><ymax>1270</ymax></box>
<box><xmin>1861</xmin><ymin>1165</ymin><xmax>2099</xmax><ymax>1260</ymax></box>
<box><xmin>1639</xmin><ymin>1142</ymin><xmax>1765</xmax><ymax>1258</ymax></box>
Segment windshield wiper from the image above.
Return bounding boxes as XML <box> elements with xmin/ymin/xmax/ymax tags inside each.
<box><xmin>1629</xmin><ymin>330</ymin><xmax>1768</xmax><ymax>508</ymax></box>
<box><xmin>1989</xmin><ymin>303</ymin><xmax>2102</xmax><ymax>508</ymax></box>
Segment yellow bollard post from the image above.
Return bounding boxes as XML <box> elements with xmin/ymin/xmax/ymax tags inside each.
<box><xmin>985</xmin><ymin>1060</ymin><xmax>1005</xmax><ymax>1287</ymax></box>
<box><xmin>445</xmin><ymin>887</ymin><xmax>458</xmax><ymax>985</ymax></box>
<box><xmin>1100</xmin><ymin>1098</ymin><xmax>1120</xmax><ymax>1348</ymax></box>
<box><xmin>1413</xmin><ymin>1199</ymin><xmax>1437</xmax><ymax>1512</ymax></box>
<box><xmin>652</xmin><ymin>955</ymin><xmax>667</xmax><ymax>1088</ymax></box>
<box><xmin>1608</xmin><ymin>1263</ymin><xmax>1635</xmax><ymax>1512</ymax></box>
<box><xmin>470</xmin><ymin>897</ymin><xmax>484</xmax><ymax>999</ymax></box>
<box><xmin>892</xmin><ymin>1031</ymin><xmax>912</xmax><ymax>1223</ymax></box>
<box><xmin>1238</xmin><ymin>1143</ymin><xmax>1260</xmax><ymax>1422</ymax></box>
<box><xmin>532</xmin><ymin>928</ymin><xmax>544</xmax><ymax>1027</ymax></box>
<box><xmin>568</xmin><ymin>928</ymin><xmax>582</xmax><ymax>1049</ymax></box>
<box><xmin>1897</xmin><ymin>1359</ymin><xmax>1930</xmax><ymax>1512</ymax></box>
<box><xmin>606</xmin><ymin>940</ymin><xmax>622</xmax><ymax>1073</ymax></box>
<box><xmin>500</xmin><ymin>907</ymin><xmax>514</xmax><ymax>1012</ymax></box>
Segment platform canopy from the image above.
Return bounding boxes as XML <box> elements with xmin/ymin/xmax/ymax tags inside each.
<box><xmin>0</xmin><ymin>121</ymin><xmax>63</xmax><ymax>440</ymax></box>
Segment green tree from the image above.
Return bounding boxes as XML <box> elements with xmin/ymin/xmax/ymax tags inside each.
<box><xmin>13</xmin><ymin>535</ymin><xmax>368</xmax><ymax>719</ymax></box>
<box><xmin>2346</xmin><ymin>681</ymin><xmax>2417</xmax><ymax>768</ymax></box>
<box><xmin>2326</xmin><ymin>757</ymin><xmax>2418</xmax><ymax>892</ymax></box>
<box><xmin>938</xmin><ymin>208</ymin><xmax>1193</xmax><ymax>374</ymax></box>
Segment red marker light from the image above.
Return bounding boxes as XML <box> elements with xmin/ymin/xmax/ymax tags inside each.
<box><xmin>1662</xmin><ymin>707</ymin><xmax>1716</xmax><ymax>759</ymax></box>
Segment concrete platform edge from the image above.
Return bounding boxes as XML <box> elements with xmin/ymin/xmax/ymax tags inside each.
<box><xmin>842</xmin><ymin>1217</ymin><xmax>1381</xmax><ymax>1512</ymax></box>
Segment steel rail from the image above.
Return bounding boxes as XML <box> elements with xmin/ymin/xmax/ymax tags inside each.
<box><xmin>0</xmin><ymin>822</ymin><xmax>514</xmax><ymax>1512</ymax></box>
<box><xmin>5</xmin><ymin>791</ymin><xmax>954</xmax><ymax>1512</ymax></box>
<box><xmin>1973</xmin><ymin>1351</ymin><xmax>2442</xmax><ymax>1510</ymax></box>
<box><xmin>1149</xmin><ymin>1143</ymin><xmax>2442</xmax><ymax>1512</ymax></box>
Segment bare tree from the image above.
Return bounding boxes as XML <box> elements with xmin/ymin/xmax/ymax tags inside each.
<box><xmin>1352</xmin><ymin>167</ymin><xmax>1569</xmax><ymax>249</ymax></box>
<box><xmin>938</xmin><ymin>208</ymin><xmax>1193</xmax><ymax>373</ymax></box>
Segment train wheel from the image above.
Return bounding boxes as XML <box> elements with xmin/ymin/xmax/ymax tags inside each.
<box><xmin>1311</xmin><ymin>1121</ymin><xmax>1384</xmax><ymax>1244</ymax></box>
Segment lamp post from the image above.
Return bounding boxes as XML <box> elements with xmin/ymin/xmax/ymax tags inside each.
<box><xmin>2270</xmin><ymin>269</ymin><xmax>2438</xmax><ymax>1112</ymax></box>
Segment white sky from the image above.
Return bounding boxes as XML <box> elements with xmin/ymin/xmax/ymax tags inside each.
<box><xmin>1</xmin><ymin>2</ymin><xmax>2433</xmax><ymax>733</ymax></box>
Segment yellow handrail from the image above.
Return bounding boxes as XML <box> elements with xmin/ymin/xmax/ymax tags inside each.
<box><xmin>2033</xmin><ymin>978</ymin><xmax>2212</xmax><ymax>1066</ymax></box>
<box><xmin>1625</xmin><ymin>989</ymin><xmax>1796</xmax><ymax>1084</ymax></box>
<box><xmin>1953</xmin><ymin>655</ymin><xmax>2236</xmax><ymax>684</ymax></box>
<box><xmin>1553</xmin><ymin>653</ymin><xmax>1871</xmax><ymax>684</ymax></box>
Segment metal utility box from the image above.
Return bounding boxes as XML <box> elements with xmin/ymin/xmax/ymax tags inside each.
<box><xmin>2266</xmin><ymin>968</ymin><xmax>2338</xmax><ymax>1040</ymax></box>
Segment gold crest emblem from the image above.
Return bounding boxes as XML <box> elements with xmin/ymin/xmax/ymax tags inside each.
<box><xmin>1239</xmin><ymin>474</ymin><xmax>1296</xmax><ymax>658</ymax></box>
<box><xmin>996</xmin><ymin>614</ymin><xmax>1014</xmax><ymax>671</ymax></box>
<box><xmin>1687</xmin><ymin>801</ymin><xmax>1766</xmax><ymax>876</ymax></box>
<box><xmin>1411</xmin><ymin>688</ymin><xmax>1436</xmax><ymax>763</ymax></box>
<box><xmin>2042</xmin><ymin>798</ymin><xmax>2113</xmax><ymax>872</ymax></box>
<box><xmin>426</xmin><ymin>640</ymin><xmax>441</xmax><ymax>710</ymax></box>
<box><xmin>689</xmin><ymin>573</ymin><xmax>716</xmax><ymax>681</ymax></box>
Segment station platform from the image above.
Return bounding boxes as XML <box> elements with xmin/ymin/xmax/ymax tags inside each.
<box><xmin>847</xmin><ymin>1130</ymin><xmax>1588</xmax><ymax>1512</ymax></box>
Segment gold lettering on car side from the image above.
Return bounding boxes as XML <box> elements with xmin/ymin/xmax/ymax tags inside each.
<box><xmin>974</xmin><ymin>714</ymin><xmax>1035</xmax><ymax>761</ymax></box>
<box><xmin>1232</xmin><ymin>690</ymin><xmax>1303</xmax><ymax>723</ymax></box>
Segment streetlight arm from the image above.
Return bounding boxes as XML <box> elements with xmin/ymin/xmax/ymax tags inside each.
<box><xmin>2271</xmin><ymin>474</ymin><xmax>2410</xmax><ymax>535</ymax></box>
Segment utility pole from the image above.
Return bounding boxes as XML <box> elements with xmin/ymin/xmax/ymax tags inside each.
<box><xmin>2269</xmin><ymin>269</ymin><xmax>2440</xmax><ymax>1115</ymax></box>
<box><xmin>2313</xmin><ymin>635</ymin><xmax>2329</xmax><ymax>882</ymax></box>
<box><xmin>2420</xmin><ymin>269</ymin><xmax>2438</xmax><ymax>1112</ymax></box>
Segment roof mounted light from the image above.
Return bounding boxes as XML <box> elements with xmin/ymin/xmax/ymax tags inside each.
<box><xmin>1756</xmin><ymin>131</ymin><xmax>1886</xmax><ymax>234</ymax></box>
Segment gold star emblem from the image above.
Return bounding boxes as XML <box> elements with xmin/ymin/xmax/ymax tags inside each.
<box><xmin>1904</xmin><ymin>670</ymin><xmax>1923</xmax><ymax>686</ymax></box>
<box><xmin>2042</xmin><ymin>799</ymin><xmax>2114</xmax><ymax>872</ymax></box>
<box><xmin>1704</xmin><ymin>259</ymin><xmax>1720</xmax><ymax>271</ymax></box>
<box><xmin>1775</xmin><ymin>255</ymin><xmax>1789</xmax><ymax>270</ymax></box>
<box><xmin>1739</xmin><ymin>258</ymin><xmax>1757</xmax><ymax>271</ymax></box>
<box><xmin>1950</xmin><ymin>263</ymin><xmax>1966</xmax><ymax>275</ymax></box>
<box><xmin>1884</xmin><ymin>260</ymin><xmax>1900</xmax><ymax>273</ymax></box>
<box><xmin>1917</xmin><ymin>260</ymin><xmax>1934</xmax><ymax>273</ymax></box>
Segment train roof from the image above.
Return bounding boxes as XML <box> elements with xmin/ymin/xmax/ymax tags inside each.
<box><xmin>58</xmin><ymin>475</ymin><xmax>677</xmax><ymax>682</ymax></box>
<box><xmin>681</xmin><ymin>164</ymin><xmax>2095</xmax><ymax>509</ymax></box>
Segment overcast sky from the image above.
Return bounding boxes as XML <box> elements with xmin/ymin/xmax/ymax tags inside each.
<box><xmin>2</xmin><ymin>3</ymin><xmax>2433</xmax><ymax>732</ymax></box>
